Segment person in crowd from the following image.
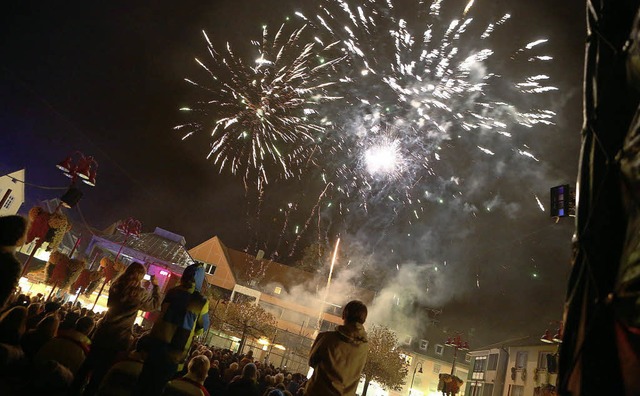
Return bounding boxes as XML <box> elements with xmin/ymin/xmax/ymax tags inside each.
<box><xmin>26</xmin><ymin>302</ymin><xmax>43</xmax><ymax>329</ymax></box>
<box><xmin>22</xmin><ymin>313</ymin><xmax>59</xmax><ymax>360</ymax></box>
<box><xmin>163</xmin><ymin>355</ymin><xmax>211</xmax><ymax>396</ymax></box>
<box><xmin>75</xmin><ymin>261</ymin><xmax>161</xmax><ymax>395</ymax></box>
<box><xmin>0</xmin><ymin>215</ymin><xmax>27</xmax><ymax>310</ymax></box>
<box><xmin>12</xmin><ymin>293</ymin><xmax>30</xmax><ymax>308</ymax></box>
<box><xmin>29</xmin><ymin>301</ymin><xmax>62</xmax><ymax>329</ymax></box>
<box><xmin>203</xmin><ymin>363</ymin><xmax>225</xmax><ymax>396</ymax></box>
<box><xmin>240</xmin><ymin>349</ymin><xmax>254</xmax><ymax>366</ymax></box>
<box><xmin>286</xmin><ymin>373</ymin><xmax>302</xmax><ymax>395</ymax></box>
<box><xmin>136</xmin><ymin>263</ymin><xmax>209</xmax><ymax>396</ymax></box>
<box><xmin>0</xmin><ymin>305</ymin><xmax>28</xmax><ymax>378</ymax></box>
<box><xmin>304</xmin><ymin>300</ymin><xmax>369</xmax><ymax>396</ymax></box>
<box><xmin>0</xmin><ymin>305</ymin><xmax>28</xmax><ymax>345</ymax></box>
<box><xmin>36</xmin><ymin>315</ymin><xmax>95</xmax><ymax>376</ymax></box>
<box><xmin>31</xmin><ymin>359</ymin><xmax>75</xmax><ymax>395</ymax></box>
<box><xmin>59</xmin><ymin>310</ymin><xmax>80</xmax><ymax>331</ymax></box>
<box><xmin>96</xmin><ymin>334</ymin><xmax>152</xmax><ymax>396</ymax></box>
<box><xmin>226</xmin><ymin>362</ymin><xmax>261</xmax><ymax>396</ymax></box>
<box><xmin>259</xmin><ymin>373</ymin><xmax>275</xmax><ymax>394</ymax></box>
<box><xmin>224</xmin><ymin>361</ymin><xmax>240</xmax><ymax>383</ymax></box>
<box><xmin>274</xmin><ymin>372</ymin><xmax>285</xmax><ymax>388</ymax></box>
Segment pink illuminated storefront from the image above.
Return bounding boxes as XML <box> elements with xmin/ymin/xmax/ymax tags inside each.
<box><xmin>84</xmin><ymin>226</ymin><xmax>197</xmax><ymax>314</ymax></box>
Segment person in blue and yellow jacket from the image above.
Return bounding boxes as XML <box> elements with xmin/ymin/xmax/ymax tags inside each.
<box><xmin>136</xmin><ymin>263</ymin><xmax>209</xmax><ymax>396</ymax></box>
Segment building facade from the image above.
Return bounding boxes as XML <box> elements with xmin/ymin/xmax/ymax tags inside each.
<box><xmin>399</xmin><ymin>329</ymin><xmax>470</xmax><ymax>396</ymax></box>
<box><xmin>189</xmin><ymin>236</ymin><xmax>375</xmax><ymax>372</ymax></box>
<box><xmin>465</xmin><ymin>338</ymin><xmax>558</xmax><ymax>396</ymax></box>
<box><xmin>0</xmin><ymin>169</ymin><xmax>25</xmax><ymax>215</ymax></box>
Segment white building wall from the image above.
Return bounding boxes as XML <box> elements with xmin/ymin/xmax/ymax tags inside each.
<box><xmin>501</xmin><ymin>345</ymin><xmax>558</xmax><ymax>396</ymax></box>
<box><xmin>0</xmin><ymin>169</ymin><xmax>26</xmax><ymax>215</ymax></box>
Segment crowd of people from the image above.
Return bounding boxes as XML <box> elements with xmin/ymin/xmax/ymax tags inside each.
<box><xmin>0</xmin><ymin>290</ymin><xmax>308</xmax><ymax>395</ymax></box>
<box><xmin>0</xmin><ymin>214</ymin><xmax>370</xmax><ymax>396</ymax></box>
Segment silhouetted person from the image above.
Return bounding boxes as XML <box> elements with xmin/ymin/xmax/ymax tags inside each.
<box><xmin>0</xmin><ymin>215</ymin><xmax>27</xmax><ymax>310</ymax></box>
<box><xmin>22</xmin><ymin>313</ymin><xmax>59</xmax><ymax>360</ymax></box>
<box><xmin>226</xmin><ymin>362</ymin><xmax>260</xmax><ymax>396</ymax></box>
<box><xmin>163</xmin><ymin>355</ymin><xmax>211</xmax><ymax>396</ymax></box>
<box><xmin>76</xmin><ymin>262</ymin><xmax>160</xmax><ymax>395</ymax></box>
<box><xmin>137</xmin><ymin>263</ymin><xmax>209</xmax><ymax>396</ymax></box>
<box><xmin>305</xmin><ymin>300</ymin><xmax>369</xmax><ymax>396</ymax></box>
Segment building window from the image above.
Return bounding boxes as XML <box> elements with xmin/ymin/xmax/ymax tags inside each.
<box><xmin>469</xmin><ymin>382</ymin><xmax>483</xmax><ymax>396</ymax></box>
<box><xmin>3</xmin><ymin>195</ymin><xmax>14</xmax><ymax>209</ymax></box>
<box><xmin>402</xmin><ymin>335</ymin><xmax>412</xmax><ymax>346</ymax></box>
<box><xmin>400</xmin><ymin>354</ymin><xmax>412</xmax><ymax>366</ymax></box>
<box><xmin>419</xmin><ymin>339</ymin><xmax>429</xmax><ymax>351</ymax></box>
<box><xmin>465</xmin><ymin>353</ymin><xmax>471</xmax><ymax>363</ymax></box>
<box><xmin>435</xmin><ymin>344</ymin><xmax>444</xmax><ymax>355</ymax></box>
<box><xmin>538</xmin><ymin>352</ymin><xmax>550</xmax><ymax>370</ymax></box>
<box><xmin>274</xmin><ymin>286</ymin><xmax>282</xmax><ymax>295</ymax></box>
<box><xmin>511</xmin><ymin>385</ymin><xmax>524</xmax><ymax>396</ymax></box>
<box><xmin>433</xmin><ymin>363</ymin><xmax>441</xmax><ymax>374</ymax></box>
<box><xmin>471</xmin><ymin>356</ymin><xmax>487</xmax><ymax>380</ymax></box>
<box><xmin>487</xmin><ymin>353</ymin><xmax>498</xmax><ymax>370</ymax></box>
<box><xmin>515</xmin><ymin>351</ymin><xmax>528</xmax><ymax>369</ymax></box>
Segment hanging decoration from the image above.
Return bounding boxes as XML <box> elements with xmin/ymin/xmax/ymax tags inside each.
<box><xmin>46</xmin><ymin>251</ymin><xmax>85</xmax><ymax>289</ymax></box>
<box><xmin>45</xmin><ymin>250</ymin><xmax>66</xmax><ymax>284</ymax></box>
<box><xmin>27</xmin><ymin>207</ymin><xmax>51</xmax><ymax>244</ymax></box>
<box><xmin>84</xmin><ymin>271</ymin><xmax>104</xmax><ymax>296</ymax></box>
<box><xmin>72</xmin><ymin>269</ymin><xmax>102</xmax><ymax>294</ymax></box>
<box><xmin>100</xmin><ymin>257</ymin><xmax>126</xmax><ymax>283</ymax></box>
<box><xmin>25</xmin><ymin>206</ymin><xmax>72</xmax><ymax>251</ymax></box>
<box><xmin>47</xmin><ymin>212</ymin><xmax>72</xmax><ymax>251</ymax></box>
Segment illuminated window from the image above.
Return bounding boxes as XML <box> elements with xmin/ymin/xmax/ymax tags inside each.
<box><xmin>472</xmin><ymin>356</ymin><xmax>487</xmax><ymax>380</ymax></box>
<box><xmin>433</xmin><ymin>364</ymin><xmax>441</xmax><ymax>374</ymax></box>
<box><xmin>274</xmin><ymin>286</ymin><xmax>282</xmax><ymax>295</ymax></box>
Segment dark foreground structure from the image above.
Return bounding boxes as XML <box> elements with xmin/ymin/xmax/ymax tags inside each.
<box><xmin>559</xmin><ymin>1</ymin><xmax>640</xmax><ymax>395</ymax></box>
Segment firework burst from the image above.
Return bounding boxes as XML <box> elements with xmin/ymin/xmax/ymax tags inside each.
<box><xmin>297</xmin><ymin>0</ymin><xmax>558</xmax><ymax>218</ymax></box>
<box><xmin>176</xmin><ymin>24</ymin><xmax>343</xmax><ymax>185</ymax></box>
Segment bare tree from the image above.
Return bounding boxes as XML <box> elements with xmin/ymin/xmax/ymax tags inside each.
<box><xmin>211</xmin><ymin>299</ymin><xmax>277</xmax><ymax>353</ymax></box>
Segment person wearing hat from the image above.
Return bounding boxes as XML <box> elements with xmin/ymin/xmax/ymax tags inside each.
<box><xmin>136</xmin><ymin>263</ymin><xmax>210</xmax><ymax>396</ymax></box>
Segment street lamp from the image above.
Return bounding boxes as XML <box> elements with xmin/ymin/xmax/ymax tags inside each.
<box><xmin>409</xmin><ymin>361</ymin><xmax>423</xmax><ymax>395</ymax></box>
<box><xmin>445</xmin><ymin>334</ymin><xmax>469</xmax><ymax>376</ymax></box>
<box><xmin>540</xmin><ymin>321</ymin><xmax>563</xmax><ymax>344</ymax></box>
<box><xmin>58</xmin><ymin>152</ymin><xmax>98</xmax><ymax>208</ymax></box>
<box><xmin>21</xmin><ymin>152</ymin><xmax>98</xmax><ymax>277</ymax></box>
<box><xmin>57</xmin><ymin>151</ymin><xmax>99</xmax><ymax>186</ymax></box>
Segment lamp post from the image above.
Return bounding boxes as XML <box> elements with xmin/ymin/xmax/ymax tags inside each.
<box><xmin>540</xmin><ymin>320</ymin><xmax>563</xmax><ymax>344</ymax></box>
<box><xmin>409</xmin><ymin>361</ymin><xmax>423</xmax><ymax>395</ymax></box>
<box><xmin>21</xmin><ymin>152</ymin><xmax>98</xmax><ymax>277</ymax></box>
<box><xmin>57</xmin><ymin>151</ymin><xmax>99</xmax><ymax>187</ymax></box>
<box><xmin>445</xmin><ymin>334</ymin><xmax>470</xmax><ymax>376</ymax></box>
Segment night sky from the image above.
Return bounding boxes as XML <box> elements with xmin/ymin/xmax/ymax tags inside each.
<box><xmin>1</xmin><ymin>1</ymin><xmax>585</xmax><ymax>347</ymax></box>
